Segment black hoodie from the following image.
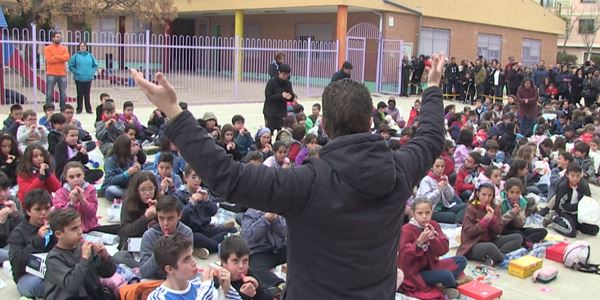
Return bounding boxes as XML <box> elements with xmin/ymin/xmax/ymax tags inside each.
<box><xmin>165</xmin><ymin>87</ymin><xmax>445</xmax><ymax>299</ymax></box>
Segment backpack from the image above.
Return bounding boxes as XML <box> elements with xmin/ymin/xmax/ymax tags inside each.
<box><xmin>564</xmin><ymin>241</ymin><xmax>600</xmax><ymax>274</ymax></box>
<box><xmin>118</xmin><ymin>279</ymin><xmax>163</xmax><ymax>300</ymax></box>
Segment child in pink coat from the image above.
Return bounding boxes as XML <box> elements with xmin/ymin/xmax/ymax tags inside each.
<box><xmin>52</xmin><ymin>161</ymin><xmax>99</xmax><ymax>232</ymax></box>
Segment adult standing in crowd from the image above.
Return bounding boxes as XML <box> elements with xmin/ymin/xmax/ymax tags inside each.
<box><xmin>556</xmin><ymin>64</ymin><xmax>572</xmax><ymax>102</ymax></box>
<box><xmin>68</xmin><ymin>42</ymin><xmax>98</xmax><ymax>114</ymax></box>
<box><xmin>516</xmin><ymin>78</ymin><xmax>539</xmax><ymax>137</ymax></box>
<box><xmin>571</xmin><ymin>68</ymin><xmax>585</xmax><ymax>105</ymax></box>
<box><xmin>583</xmin><ymin>69</ymin><xmax>600</xmax><ymax>107</ymax></box>
<box><xmin>44</xmin><ymin>32</ymin><xmax>70</xmax><ymax>110</ymax></box>
<box><xmin>263</xmin><ymin>64</ymin><xmax>296</xmax><ymax>133</ymax></box>
<box><xmin>130</xmin><ymin>52</ymin><xmax>446</xmax><ymax>299</ymax></box>
<box><xmin>507</xmin><ymin>63</ymin><xmax>524</xmax><ymax>96</ymax></box>
<box><xmin>532</xmin><ymin>60</ymin><xmax>549</xmax><ymax>88</ymax></box>
<box><xmin>330</xmin><ymin>61</ymin><xmax>353</xmax><ymax>84</ymax></box>
<box><xmin>268</xmin><ymin>52</ymin><xmax>286</xmax><ymax>78</ymax></box>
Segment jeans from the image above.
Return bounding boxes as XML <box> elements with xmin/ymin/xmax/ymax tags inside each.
<box><xmin>420</xmin><ymin>256</ymin><xmax>467</xmax><ymax>288</ymax></box>
<box><xmin>193</xmin><ymin>226</ymin><xmax>237</xmax><ymax>253</ymax></box>
<box><xmin>519</xmin><ymin>116</ymin><xmax>534</xmax><ymax>137</ymax></box>
<box><xmin>250</xmin><ymin>247</ymin><xmax>287</xmax><ymax>289</ymax></box>
<box><xmin>75</xmin><ymin>80</ymin><xmax>93</xmax><ymax>113</ymax></box>
<box><xmin>104</xmin><ymin>185</ymin><xmax>126</xmax><ymax>201</ymax></box>
<box><xmin>0</xmin><ymin>246</ymin><xmax>8</xmax><ymax>264</ymax></box>
<box><xmin>17</xmin><ymin>274</ymin><xmax>45</xmax><ymax>298</ymax></box>
<box><xmin>46</xmin><ymin>75</ymin><xmax>67</xmax><ymax>110</ymax></box>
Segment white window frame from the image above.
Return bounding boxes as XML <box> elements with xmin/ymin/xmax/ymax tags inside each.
<box><xmin>522</xmin><ymin>38</ymin><xmax>541</xmax><ymax>67</ymax></box>
<box><xmin>477</xmin><ymin>33</ymin><xmax>502</xmax><ymax>62</ymax></box>
<box><xmin>418</xmin><ymin>27</ymin><xmax>450</xmax><ymax>57</ymax></box>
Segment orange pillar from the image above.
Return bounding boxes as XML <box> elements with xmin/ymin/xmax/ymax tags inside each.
<box><xmin>336</xmin><ymin>5</ymin><xmax>348</xmax><ymax>69</ymax></box>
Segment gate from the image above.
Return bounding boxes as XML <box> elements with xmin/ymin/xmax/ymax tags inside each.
<box><xmin>378</xmin><ymin>39</ymin><xmax>404</xmax><ymax>94</ymax></box>
<box><xmin>346</xmin><ymin>37</ymin><xmax>366</xmax><ymax>83</ymax></box>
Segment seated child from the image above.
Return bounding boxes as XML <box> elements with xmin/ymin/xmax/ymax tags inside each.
<box><xmin>232</xmin><ymin>114</ymin><xmax>254</xmax><ymax>158</ymax></box>
<box><xmin>0</xmin><ymin>133</ymin><xmax>20</xmax><ymax>185</ymax></box>
<box><xmin>457</xmin><ymin>184</ymin><xmax>523</xmax><ymax>266</ymax></box>
<box><xmin>55</xmin><ymin>125</ymin><xmax>104</xmax><ymax>183</ymax></box>
<box><xmin>124</xmin><ymin>123</ymin><xmax>148</xmax><ymax>166</ymax></box>
<box><xmin>147</xmin><ymin>108</ymin><xmax>167</xmax><ymax>145</ymax></box>
<box><xmin>253</xmin><ymin>128</ymin><xmax>274</xmax><ymax>159</ymax></box>
<box><xmin>2</xmin><ymin>104</ymin><xmax>24</xmax><ymax>136</ymax></box>
<box><xmin>219</xmin><ymin>125</ymin><xmax>242</xmax><ymax>161</ymax></box>
<box><xmin>455</xmin><ymin>152</ymin><xmax>483</xmax><ymax>201</ymax></box>
<box><xmin>398</xmin><ymin>198</ymin><xmax>468</xmax><ymax>300</ymax></box>
<box><xmin>177</xmin><ymin>165</ymin><xmax>237</xmax><ymax>254</ymax></box>
<box><xmin>0</xmin><ymin>173</ymin><xmax>23</xmax><ymax>264</ymax></box>
<box><xmin>95</xmin><ymin>101</ymin><xmax>125</xmax><ymax>156</ymax></box>
<box><xmin>551</xmin><ymin>162</ymin><xmax>599</xmax><ymax>237</ymax></box>
<box><xmin>47</xmin><ymin>113</ymin><xmax>66</xmax><ymax>155</ymax></box>
<box><xmin>573</xmin><ymin>142</ymin><xmax>596</xmax><ymax>183</ymax></box>
<box><xmin>17</xmin><ymin>110</ymin><xmax>48</xmax><ymax>152</ymax></box>
<box><xmin>39</xmin><ymin>103</ymin><xmax>55</xmax><ymax>130</ymax></box>
<box><xmin>62</xmin><ymin>104</ymin><xmax>92</xmax><ymax>142</ymax></box>
<box><xmin>200</xmin><ymin>112</ymin><xmax>221</xmax><ymax>139</ymax></box>
<box><xmin>219</xmin><ymin>235</ymin><xmax>274</xmax><ymax>300</ymax></box>
<box><xmin>102</xmin><ymin>135</ymin><xmax>140</xmax><ymax>201</ymax></box>
<box><xmin>287</xmin><ymin>127</ymin><xmax>305</xmax><ymax>163</ymax></box>
<box><xmin>416</xmin><ymin>157</ymin><xmax>466</xmax><ymax>224</ymax></box>
<box><xmin>154</xmin><ymin>152</ymin><xmax>183</xmax><ymax>196</ymax></box>
<box><xmin>52</xmin><ymin>162</ymin><xmax>100</xmax><ymax>233</ymax></box>
<box><xmin>295</xmin><ymin>134</ymin><xmax>318</xmax><ymax>166</ymax></box>
<box><xmin>477</xmin><ymin>165</ymin><xmax>504</xmax><ymax>198</ymax></box>
<box><xmin>263</xmin><ymin>141</ymin><xmax>290</xmax><ymax>168</ymax></box>
<box><xmin>589</xmin><ymin>138</ymin><xmax>600</xmax><ymax>177</ymax></box>
<box><xmin>95</xmin><ymin>93</ymin><xmax>110</xmax><ymax>123</ymax></box>
<box><xmin>276</xmin><ymin>115</ymin><xmax>297</xmax><ymax>145</ymax></box>
<box><xmin>453</xmin><ymin>129</ymin><xmax>473</xmax><ymax>172</ymax></box>
<box><xmin>548</xmin><ymin>151</ymin><xmax>574</xmax><ymax>200</ymax></box>
<box><xmin>140</xmin><ymin>196</ymin><xmax>193</xmax><ymax>279</ymax></box>
<box><xmin>481</xmin><ymin>140</ymin><xmax>505</xmax><ymax>166</ymax></box>
<box><xmin>118</xmin><ymin>101</ymin><xmax>146</xmax><ymax>140</ymax></box>
<box><xmin>119</xmin><ymin>172</ymin><xmax>159</xmax><ymax>250</ymax></box>
<box><xmin>378</xmin><ymin>123</ymin><xmax>392</xmax><ymax>143</ymax></box>
<box><xmin>44</xmin><ymin>208</ymin><xmax>116</xmax><ymax>299</ymax></box>
<box><xmin>309</xmin><ymin>103</ymin><xmax>321</xmax><ymax>124</ymax></box>
<box><xmin>241</xmin><ymin>209</ymin><xmax>287</xmax><ymax>292</ymax></box>
<box><xmin>147</xmin><ymin>233</ymin><xmax>243</xmax><ymax>300</ymax></box>
<box><xmin>7</xmin><ymin>189</ymin><xmax>54</xmax><ymax>298</ymax></box>
<box><xmin>16</xmin><ymin>144</ymin><xmax>61</xmax><ymax>205</ymax></box>
<box><xmin>153</xmin><ymin>138</ymin><xmax>186</xmax><ymax>177</ymax></box>
<box><xmin>500</xmin><ymin>178</ymin><xmax>547</xmax><ymax>248</ymax></box>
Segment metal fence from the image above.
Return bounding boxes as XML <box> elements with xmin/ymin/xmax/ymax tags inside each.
<box><xmin>0</xmin><ymin>25</ymin><xmax>339</xmax><ymax>108</ymax></box>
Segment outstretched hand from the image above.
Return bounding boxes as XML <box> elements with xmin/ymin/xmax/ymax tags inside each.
<box><xmin>130</xmin><ymin>69</ymin><xmax>182</xmax><ymax>119</ymax></box>
<box><xmin>427</xmin><ymin>52</ymin><xmax>446</xmax><ymax>88</ymax></box>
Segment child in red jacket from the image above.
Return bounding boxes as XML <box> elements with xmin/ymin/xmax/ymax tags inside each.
<box><xmin>398</xmin><ymin>197</ymin><xmax>468</xmax><ymax>300</ymax></box>
<box><xmin>455</xmin><ymin>151</ymin><xmax>483</xmax><ymax>201</ymax></box>
<box><xmin>16</xmin><ymin>144</ymin><xmax>61</xmax><ymax>205</ymax></box>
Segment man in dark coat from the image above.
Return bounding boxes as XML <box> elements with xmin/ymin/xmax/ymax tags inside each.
<box><xmin>330</xmin><ymin>61</ymin><xmax>353</xmax><ymax>84</ymax></box>
<box><xmin>129</xmin><ymin>53</ymin><xmax>446</xmax><ymax>300</ymax></box>
<box><xmin>262</xmin><ymin>64</ymin><xmax>296</xmax><ymax>133</ymax></box>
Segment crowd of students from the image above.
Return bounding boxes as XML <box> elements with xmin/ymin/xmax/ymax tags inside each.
<box><xmin>1</xmin><ymin>56</ymin><xmax>600</xmax><ymax>299</ymax></box>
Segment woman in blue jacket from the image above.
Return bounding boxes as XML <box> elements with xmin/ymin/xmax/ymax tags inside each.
<box><xmin>68</xmin><ymin>42</ymin><xmax>97</xmax><ymax>114</ymax></box>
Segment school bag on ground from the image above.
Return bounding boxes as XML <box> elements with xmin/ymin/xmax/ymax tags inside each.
<box><xmin>119</xmin><ymin>279</ymin><xmax>163</xmax><ymax>300</ymax></box>
<box><xmin>564</xmin><ymin>241</ymin><xmax>600</xmax><ymax>274</ymax></box>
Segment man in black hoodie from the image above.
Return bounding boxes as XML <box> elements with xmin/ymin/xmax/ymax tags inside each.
<box><xmin>129</xmin><ymin>53</ymin><xmax>446</xmax><ymax>300</ymax></box>
<box><xmin>330</xmin><ymin>61</ymin><xmax>353</xmax><ymax>84</ymax></box>
<box><xmin>263</xmin><ymin>64</ymin><xmax>296</xmax><ymax>133</ymax></box>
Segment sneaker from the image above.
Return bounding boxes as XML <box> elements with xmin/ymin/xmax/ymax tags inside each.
<box><xmin>538</xmin><ymin>207</ymin><xmax>550</xmax><ymax>216</ymax></box>
<box><xmin>442</xmin><ymin>288</ymin><xmax>460</xmax><ymax>299</ymax></box>
<box><xmin>483</xmin><ymin>256</ymin><xmax>494</xmax><ymax>267</ymax></box>
<box><xmin>194</xmin><ymin>248</ymin><xmax>210</xmax><ymax>259</ymax></box>
<box><xmin>542</xmin><ymin>211</ymin><xmax>557</xmax><ymax>228</ymax></box>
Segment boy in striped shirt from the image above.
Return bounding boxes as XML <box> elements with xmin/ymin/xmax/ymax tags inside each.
<box><xmin>147</xmin><ymin>233</ymin><xmax>242</xmax><ymax>300</ymax></box>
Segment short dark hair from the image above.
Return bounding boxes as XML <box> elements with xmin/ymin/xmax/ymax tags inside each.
<box><xmin>49</xmin><ymin>207</ymin><xmax>80</xmax><ymax>233</ymax></box>
<box><xmin>103</xmin><ymin>101</ymin><xmax>115</xmax><ymax>112</ymax></box>
<box><xmin>219</xmin><ymin>235</ymin><xmax>250</xmax><ymax>262</ymax></box>
<box><xmin>62</xmin><ymin>124</ymin><xmax>79</xmax><ymax>135</ymax></box>
<box><xmin>157</xmin><ymin>152</ymin><xmax>175</xmax><ymax>166</ymax></box>
<box><xmin>559</xmin><ymin>151</ymin><xmax>574</xmax><ymax>162</ymax></box>
<box><xmin>62</xmin><ymin>104</ymin><xmax>74</xmax><ymax>112</ymax></box>
<box><xmin>43</xmin><ymin>103</ymin><xmax>55</xmax><ymax>112</ymax></box>
<box><xmin>574</xmin><ymin>142</ymin><xmax>590</xmax><ymax>156</ymax></box>
<box><xmin>567</xmin><ymin>161</ymin><xmax>582</xmax><ymax>174</ymax></box>
<box><xmin>50</xmin><ymin>113</ymin><xmax>66</xmax><ymax>125</ymax></box>
<box><xmin>485</xmin><ymin>139</ymin><xmax>499</xmax><ymax>151</ymax></box>
<box><xmin>321</xmin><ymin>79</ymin><xmax>372</xmax><ymax>139</ymax></box>
<box><xmin>293</xmin><ymin>104</ymin><xmax>304</xmax><ymax>114</ymax></box>
<box><xmin>312</xmin><ymin>103</ymin><xmax>321</xmax><ymax>110</ymax></box>
<box><xmin>388</xmin><ymin>139</ymin><xmax>401</xmax><ymax>150</ymax></box>
<box><xmin>273</xmin><ymin>141</ymin><xmax>287</xmax><ymax>152</ymax></box>
<box><xmin>22</xmin><ymin>109</ymin><xmax>36</xmax><ymax>120</ymax></box>
<box><xmin>153</xmin><ymin>232</ymin><xmax>192</xmax><ymax>271</ymax></box>
<box><xmin>283</xmin><ymin>115</ymin><xmax>297</xmax><ymax>128</ymax></box>
<box><xmin>123</xmin><ymin>101</ymin><xmax>134</xmax><ymax>110</ymax></box>
<box><xmin>124</xmin><ymin>123</ymin><xmax>138</xmax><ymax>134</ymax></box>
<box><xmin>292</xmin><ymin>126</ymin><xmax>305</xmax><ymax>141</ymax></box>
<box><xmin>51</xmin><ymin>31</ymin><xmax>61</xmax><ymax>39</ymax></box>
<box><xmin>469</xmin><ymin>151</ymin><xmax>482</xmax><ymax>164</ymax></box>
<box><xmin>504</xmin><ymin>177</ymin><xmax>524</xmax><ymax>193</ymax></box>
<box><xmin>231</xmin><ymin>114</ymin><xmax>245</xmax><ymax>124</ymax></box>
<box><xmin>24</xmin><ymin>189</ymin><xmax>52</xmax><ymax>212</ymax></box>
<box><xmin>183</xmin><ymin>165</ymin><xmax>196</xmax><ymax>177</ymax></box>
<box><xmin>342</xmin><ymin>61</ymin><xmax>353</xmax><ymax>70</ymax></box>
<box><xmin>156</xmin><ymin>195</ymin><xmax>181</xmax><ymax>213</ymax></box>
<box><xmin>244</xmin><ymin>151</ymin><xmax>263</xmax><ymax>163</ymax></box>
<box><xmin>564</xmin><ymin>124</ymin><xmax>575</xmax><ymax>132</ymax></box>
<box><xmin>0</xmin><ymin>172</ymin><xmax>11</xmax><ymax>189</ymax></box>
<box><xmin>10</xmin><ymin>104</ymin><xmax>23</xmax><ymax>113</ymax></box>
<box><xmin>99</xmin><ymin>93</ymin><xmax>110</xmax><ymax>100</ymax></box>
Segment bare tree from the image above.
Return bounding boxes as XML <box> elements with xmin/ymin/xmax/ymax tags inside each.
<box><xmin>558</xmin><ymin>4</ymin><xmax>581</xmax><ymax>54</ymax></box>
<box><xmin>3</xmin><ymin>0</ymin><xmax>180</xmax><ymax>27</ymax></box>
<box><xmin>580</xmin><ymin>1</ymin><xmax>600</xmax><ymax>62</ymax></box>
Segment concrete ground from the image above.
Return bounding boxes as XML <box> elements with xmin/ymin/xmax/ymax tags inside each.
<box><xmin>0</xmin><ymin>93</ymin><xmax>599</xmax><ymax>299</ymax></box>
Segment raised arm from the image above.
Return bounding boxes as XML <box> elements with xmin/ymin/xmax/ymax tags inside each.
<box><xmin>131</xmin><ymin>70</ymin><xmax>314</xmax><ymax>216</ymax></box>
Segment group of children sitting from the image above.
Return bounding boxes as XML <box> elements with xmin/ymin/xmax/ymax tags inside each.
<box><xmin>0</xmin><ymin>94</ymin><xmax>332</xmax><ymax>299</ymax></box>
